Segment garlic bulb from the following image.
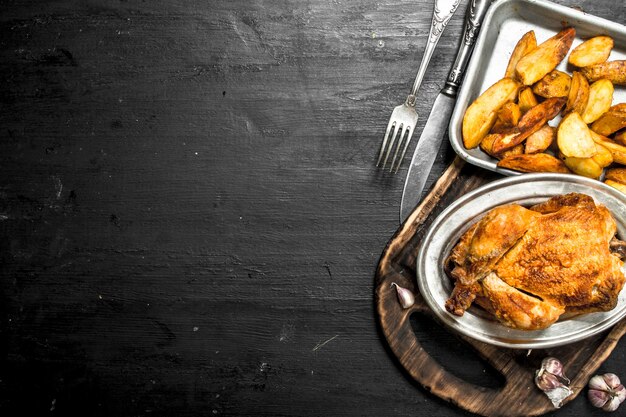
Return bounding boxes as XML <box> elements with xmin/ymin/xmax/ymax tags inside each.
<box><xmin>390</xmin><ymin>282</ymin><xmax>415</xmax><ymax>309</ymax></box>
<box><xmin>535</xmin><ymin>357</ymin><xmax>572</xmax><ymax>408</ymax></box>
<box><xmin>588</xmin><ymin>373</ymin><xmax>626</xmax><ymax>412</ymax></box>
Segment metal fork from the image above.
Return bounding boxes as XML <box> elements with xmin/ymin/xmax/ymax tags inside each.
<box><xmin>376</xmin><ymin>0</ymin><xmax>462</xmax><ymax>172</ymax></box>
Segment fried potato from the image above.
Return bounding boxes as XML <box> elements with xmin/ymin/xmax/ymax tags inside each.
<box><xmin>557</xmin><ymin>112</ymin><xmax>597</xmax><ymax>158</ymax></box>
<box><xmin>525</xmin><ymin>125</ymin><xmax>555</xmax><ymax>154</ymax></box>
<box><xmin>505</xmin><ymin>30</ymin><xmax>537</xmax><ymax>79</ymax></box>
<box><xmin>515</xmin><ymin>27</ymin><xmax>575</xmax><ymax>85</ymax></box>
<box><xmin>492</xmin><ymin>97</ymin><xmax>565</xmax><ymax>154</ymax></box>
<box><xmin>605</xmin><ymin>167</ymin><xmax>626</xmax><ymax>184</ymax></box>
<box><xmin>491</xmin><ymin>102</ymin><xmax>522</xmax><ymax>133</ymax></box>
<box><xmin>518</xmin><ymin>87</ymin><xmax>538</xmax><ymax>114</ymax></box>
<box><xmin>581</xmin><ymin>79</ymin><xmax>614</xmax><ymax>124</ymax></box>
<box><xmin>590</xmin><ymin>130</ymin><xmax>626</xmax><ymax>164</ymax></box>
<box><xmin>563</xmin><ymin>156</ymin><xmax>603</xmax><ymax>179</ymax></box>
<box><xmin>592</xmin><ymin>143</ymin><xmax>613</xmax><ymax>168</ymax></box>
<box><xmin>581</xmin><ymin>60</ymin><xmax>626</xmax><ymax>85</ymax></box>
<box><xmin>462</xmin><ymin>78</ymin><xmax>521</xmax><ymax>149</ymax></box>
<box><xmin>532</xmin><ymin>70</ymin><xmax>571</xmax><ymax>98</ymax></box>
<box><xmin>605</xmin><ymin>179</ymin><xmax>626</xmax><ymax>194</ymax></box>
<box><xmin>563</xmin><ymin>143</ymin><xmax>612</xmax><ymax>178</ymax></box>
<box><xmin>614</xmin><ymin>129</ymin><xmax>626</xmax><ymax>146</ymax></box>
<box><xmin>568</xmin><ymin>36</ymin><xmax>614</xmax><ymax>67</ymax></box>
<box><xmin>480</xmin><ymin>132</ymin><xmax>502</xmax><ymax>157</ymax></box>
<box><xmin>497</xmin><ymin>153</ymin><xmax>570</xmax><ymax>173</ymax></box>
<box><xmin>480</xmin><ymin>130</ymin><xmax>522</xmax><ymax>158</ymax></box>
<box><xmin>564</xmin><ymin>71</ymin><xmax>590</xmax><ymax>115</ymax></box>
<box><xmin>590</xmin><ymin>103</ymin><xmax>626</xmax><ymax>136</ymax></box>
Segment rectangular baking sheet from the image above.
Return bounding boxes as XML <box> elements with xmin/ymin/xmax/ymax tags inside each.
<box><xmin>449</xmin><ymin>0</ymin><xmax>626</xmax><ymax>176</ymax></box>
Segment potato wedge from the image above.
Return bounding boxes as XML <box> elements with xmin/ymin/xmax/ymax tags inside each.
<box><xmin>557</xmin><ymin>112</ymin><xmax>597</xmax><ymax>158</ymax></box>
<box><xmin>480</xmin><ymin>130</ymin><xmax>522</xmax><ymax>158</ymax></box>
<box><xmin>480</xmin><ymin>132</ymin><xmax>501</xmax><ymax>157</ymax></box>
<box><xmin>568</xmin><ymin>36</ymin><xmax>614</xmax><ymax>67</ymax></box>
<box><xmin>518</xmin><ymin>87</ymin><xmax>538</xmax><ymax>114</ymax></box>
<box><xmin>492</xmin><ymin>97</ymin><xmax>565</xmax><ymax>154</ymax></box>
<box><xmin>581</xmin><ymin>60</ymin><xmax>626</xmax><ymax>85</ymax></box>
<box><xmin>462</xmin><ymin>78</ymin><xmax>521</xmax><ymax>149</ymax></box>
<box><xmin>525</xmin><ymin>125</ymin><xmax>555</xmax><ymax>154</ymax></box>
<box><xmin>605</xmin><ymin>167</ymin><xmax>626</xmax><ymax>184</ymax></box>
<box><xmin>563</xmin><ymin>156</ymin><xmax>603</xmax><ymax>179</ymax></box>
<box><xmin>564</xmin><ymin>71</ymin><xmax>590</xmax><ymax>115</ymax></box>
<box><xmin>581</xmin><ymin>79</ymin><xmax>614</xmax><ymax>124</ymax></box>
<box><xmin>497</xmin><ymin>153</ymin><xmax>570</xmax><ymax>173</ymax></box>
<box><xmin>590</xmin><ymin>103</ymin><xmax>626</xmax><ymax>136</ymax></box>
<box><xmin>592</xmin><ymin>142</ymin><xmax>613</xmax><ymax>168</ymax></box>
<box><xmin>614</xmin><ymin>129</ymin><xmax>626</xmax><ymax>146</ymax></box>
<box><xmin>590</xmin><ymin>130</ymin><xmax>626</xmax><ymax>164</ymax></box>
<box><xmin>532</xmin><ymin>70</ymin><xmax>571</xmax><ymax>98</ymax></box>
<box><xmin>505</xmin><ymin>31</ymin><xmax>537</xmax><ymax>79</ymax></box>
<box><xmin>491</xmin><ymin>102</ymin><xmax>522</xmax><ymax>133</ymax></box>
<box><xmin>605</xmin><ymin>179</ymin><xmax>626</xmax><ymax>194</ymax></box>
<box><xmin>515</xmin><ymin>27</ymin><xmax>575</xmax><ymax>85</ymax></box>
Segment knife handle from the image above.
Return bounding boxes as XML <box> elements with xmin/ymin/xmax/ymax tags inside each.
<box><xmin>441</xmin><ymin>0</ymin><xmax>492</xmax><ymax>97</ymax></box>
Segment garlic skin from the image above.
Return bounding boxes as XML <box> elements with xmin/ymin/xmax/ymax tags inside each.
<box><xmin>588</xmin><ymin>373</ymin><xmax>626</xmax><ymax>412</ymax></box>
<box><xmin>544</xmin><ymin>386</ymin><xmax>573</xmax><ymax>409</ymax></box>
<box><xmin>390</xmin><ymin>282</ymin><xmax>415</xmax><ymax>309</ymax></box>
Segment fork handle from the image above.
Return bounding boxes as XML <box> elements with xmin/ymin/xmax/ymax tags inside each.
<box><xmin>407</xmin><ymin>0</ymin><xmax>462</xmax><ymax>106</ymax></box>
<box><xmin>441</xmin><ymin>0</ymin><xmax>492</xmax><ymax>98</ymax></box>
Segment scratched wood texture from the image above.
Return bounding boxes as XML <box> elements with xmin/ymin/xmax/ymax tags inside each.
<box><xmin>0</xmin><ymin>0</ymin><xmax>625</xmax><ymax>416</ymax></box>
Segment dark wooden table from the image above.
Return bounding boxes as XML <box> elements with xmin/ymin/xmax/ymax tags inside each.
<box><xmin>2</xmin><ymin>0</ymin><xmax>626</xmax><ymax>416</ymax></box>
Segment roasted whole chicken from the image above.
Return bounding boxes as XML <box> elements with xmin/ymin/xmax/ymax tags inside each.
<box><xmin>444</xmin><ymin>193</ymin><xmax>626</xmax><ymax>330</ymax></box>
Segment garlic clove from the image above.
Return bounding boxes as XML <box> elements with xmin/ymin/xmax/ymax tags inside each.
<box><xmin>541</xmin><ymin>357</ymin><xmax>564</xmax><ymax>377</ymax></box>
<box><xmin>535</xmin><ymin>357</ymin><xmax>573</xmax><ymax>408</ymax></box>
<box><xmin>588</xmin><ymin>388</ymin><xmax>611</xmax><ymax>408</ymax></box>
<box><xmin>589</xmin><ymin>374</ymin><xmax>611</xmax><ymax>392</ymax></box>
<box><xmin>535</xmin><ymin>369</ymin><xmax>563</xmax><ymax>392</ymax></box>
<box><xmin>603</xmin><ymin>395</ymin><xmax>622</xmax><ymax>412</ymax></box>
<box><xmin>390</xmin><ymin>282</ymin><xmax>415</xmax><ymax>309</ymax></box>
<box><xmin>603</xmin><ymin>373</ymin><xmax>622</xmax><ymax>389</ymax></box>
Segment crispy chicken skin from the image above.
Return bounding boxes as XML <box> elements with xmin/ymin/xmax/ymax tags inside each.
<box><xmin>445</xmin><ymin>193</ymin><xmax>626</xmax><ymax>330</ymax></box>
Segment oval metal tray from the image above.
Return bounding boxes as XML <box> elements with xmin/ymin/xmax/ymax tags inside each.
<box><xmin>416</xmin><ymin>173</ymin><xmax>626</xmax><ymax>349</ymax></box>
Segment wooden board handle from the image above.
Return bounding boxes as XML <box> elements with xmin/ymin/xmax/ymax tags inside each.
<box><xmin>377</xmin><ymin>282</ymin><xmax>500</xmax><ymax>399</ymax></box>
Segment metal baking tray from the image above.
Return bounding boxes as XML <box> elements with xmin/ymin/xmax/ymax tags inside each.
<box><xmin>449</xmin><ymin>0</ymin><xmax>626</xmax><ymax>175</ymax></box>
<box><xmin>416</xmin><ymin>173</ymin><xmax>626</xmax><ymax>349</ymax></box>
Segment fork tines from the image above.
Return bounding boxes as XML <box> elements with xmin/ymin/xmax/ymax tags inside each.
<box><xmin>376</xmin><ymin>116</ymin><xmax>414</xmax><ymax>173</ymax></box>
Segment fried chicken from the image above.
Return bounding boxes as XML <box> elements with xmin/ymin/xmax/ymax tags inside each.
<box><xmin>445</xmin><ymin>193</ymin><xmax>626</xmax><ymax>330</ymax></box>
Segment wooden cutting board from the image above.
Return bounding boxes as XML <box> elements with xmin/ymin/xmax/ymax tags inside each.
<box><xmin>375</xmin><ymin>157</ymin><xmax>626</xmax><ymax>417</ymax></box>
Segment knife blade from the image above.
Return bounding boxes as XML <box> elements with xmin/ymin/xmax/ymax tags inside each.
<box><xmin>400</xmin><ymin>93</ymin><xmax>456</xmax><ymax>222</ymax></box>
<box><xmin>400</xmin><ymin>0</ymin><xmax>492</xmax><ymax>223</ymax></box>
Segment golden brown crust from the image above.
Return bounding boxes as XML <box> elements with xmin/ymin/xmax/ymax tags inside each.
<box><xmin>444</xmin><ymin>193</ymin><xmax>625</xmax><ymax>330</ymax></box>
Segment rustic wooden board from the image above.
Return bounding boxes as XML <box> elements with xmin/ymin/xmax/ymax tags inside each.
<box><xmin>375</xmin><ymin>158</ymin><xmax>626</xmax><ymax>417</ymax></box>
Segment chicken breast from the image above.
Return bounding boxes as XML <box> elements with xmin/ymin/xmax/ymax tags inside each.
<box><xmin>445</xmin><ymin>193</ymin><xmax>626</xmax><ymax>330</ymax></box>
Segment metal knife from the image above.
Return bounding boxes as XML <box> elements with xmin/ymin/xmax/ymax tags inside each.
<box><xmin>400</xmin><ymin>0</ymin><xmax>492</xmax><ymax>223</ymax></box>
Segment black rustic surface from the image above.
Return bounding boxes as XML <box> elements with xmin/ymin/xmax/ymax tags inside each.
<box><xmin>1</xmin><ymin>0</ymin><xmax>625</xmax><ymax>416</ymax></box>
